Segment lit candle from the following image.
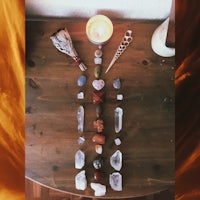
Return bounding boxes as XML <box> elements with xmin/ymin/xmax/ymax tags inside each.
<box><xmin>86</xmin><ymin>15</ymin><xmax>113</xmax><ymax>45</ymax></box>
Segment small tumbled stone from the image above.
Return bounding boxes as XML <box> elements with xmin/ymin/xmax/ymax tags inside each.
<box><xmin>94</xmin><ymin>171</ymin><xmax>102</xmax><ymax>181</ymax></box>
<box><xmin>114</xmin><ymin>138</ymin><xmax>121</xmax><ymax>146</ymax></box>
<box><xmin>77</xmin><ymin>91</ymin><xmax>84</xmax><ymax>99</ymax></box>
<box><xmin>117</xmin><ymin>94</ymin><xmax>123</xmax><ymax>100</ymax></box>
<box><xmin>94</xmin><ymin>65</ymin><xmax>102</xmax><ymax>79</ymax></box>
<box><xmin>77</xmin><ymin>75</ymin><xmax>87</xmax><ymax>87</ymax></box>
<box><xmin>113</xmin><ymin>78</ymin><xmax>121</xmax><ymax>89</ymax></box>
<box><xmin>92</xmin><ymin>134</ymin><xmax>105</xmax><ymax>144</ymax></box>
<box><xmin>94</xmin><ymin>57</ymin><xmax>102</xmax><ymax>64</ymax></box>
<box><xmin>96</xmin><ymin>104</ymin><xmax>102</xmax><ymax>118</ymax></box>
<box><xmin>77</xmin><ymin>136</ymin><xmax>85</xmax><ymax>145</ymax></box>
<box><xmin>95</xmin><ymin>144</ymin><xmax>103</xmax><ymax>154</ymax></box>
<box><xmin>93</xmin><ymin>156</ymin><xmax>104</xmax><ymax>169</ymax></box>
<box><xmin>93</xmin><ymin>119</ymin><xmax>104</xmax><ymax>133</ymax></box>
<box><xmin>92</xmin><ymin>79</ymin><xmax>105</xmax><ymax>91</ymax></box>
<box><xmin>94</xmin><ymin>49</ymin><xmax>103</xmax><ymax>58</ymax></box>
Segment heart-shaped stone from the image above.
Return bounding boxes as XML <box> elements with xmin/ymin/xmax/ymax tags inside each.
<box><xmin>92</xmin><ymin>79</ymin><xmax>105</xmax><ymax>91</ymax></box>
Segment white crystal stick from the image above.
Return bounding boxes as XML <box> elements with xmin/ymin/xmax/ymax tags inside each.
<box><xmin>115</xmin><ymin>107</ymin><xmax>123</xmax><ymax>133</ymax></box>
<box><xmin>50</xmin><ymin>28</ymin><xmax>87</xmax><ymax>71</ymax></box>
<box><xmin>77</xmin><ymin>105</ymin><xmax>84</xmax><ymax>133</ymax></box>
<box><xmin>105</xmin><ymin>30</ymin><xmax>133</xmax><ymax>73</ymax></box>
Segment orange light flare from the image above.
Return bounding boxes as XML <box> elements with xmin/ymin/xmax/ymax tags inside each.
<box><xmin>175</xmin><ymin>0</ymin><xmax>200</xmax><ymax>199</ymax></box>
<box><xmin>0</xmin><ymin>0</ymin><xmax>25</xmax><ymax>199</ymax></box>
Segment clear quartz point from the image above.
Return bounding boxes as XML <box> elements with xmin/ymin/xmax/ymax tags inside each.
<box><xmin>110</xmin><ymin>150</ymin><xmax>122</xmax><ymax>171</ymax></box>
<box><xmin>77</xmin><ymin>136</ymin><xmax>85</xmax><ymax>145</ymax></box>
<box><xmin>91</xmin><ymin>183</ymin><xmax>106</xmax><ymax>196</ymax></box>
<box><xmin>77</xmin><ymin>105</ymin><xmax>84</xmax><ymax>133</ymax></box>
<box><xmin>75</xmin><ymin>170</ymin><xmax>87</xmax><ymax>190</ymax></box>
<box><xmin>75</xmin><ymin>150</ymin><xmax>85</xmax><ymax>169</ymax></box>
<box><xmin>109</xmin><ymin>172</ymin><xmax>122</xmax><ymax>191</ymax></box>
<box><xmin>115</xmin><ymin>107</ymin><xmax>123</xmax><ymax>133</ymax></box>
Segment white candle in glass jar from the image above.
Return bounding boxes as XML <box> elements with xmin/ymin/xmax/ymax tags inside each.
<box><xmin>86</xmin><ymin>15</ymin><xmax>113</xmax><ymax>45</ymax></box>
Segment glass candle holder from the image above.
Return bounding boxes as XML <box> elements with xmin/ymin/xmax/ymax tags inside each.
<box><xmin>86</xmin><ymin>15</ymin><xmax>113</xmax><ymax>47</ymax></box>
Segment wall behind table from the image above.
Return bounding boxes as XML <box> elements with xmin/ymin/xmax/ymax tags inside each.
<box><xmin>26</xmin><ymin>0</ymin><xmax>172</xmax><ymax>19</ymax></box>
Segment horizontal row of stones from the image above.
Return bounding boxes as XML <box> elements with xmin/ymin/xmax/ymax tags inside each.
<box><xmin>77</xmin><ymin>91</ymin><xmax>123</xmax><ymax>101</ymax></box>
<box><xmin>76</xmin><ymin>105</ymin><xmax>123</xmax><ymax>143</ymax></box>
<box><xmin>77</xmin><ymin>76</ymin><xmax>123</xmax><ymax>100</ymax></box>
<box><xmin>75</xmin><ymin>170</ymin><xmax>122</xmax><ymax>195</ymax></box>
<box><xmin>77</xmin><ymin>75</ymin><xmax>121</xmax><ymax>89</ymax></box>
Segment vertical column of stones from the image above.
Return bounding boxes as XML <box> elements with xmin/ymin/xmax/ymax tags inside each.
<box><xmin>109</xmin><ymin>78</ymin><xmax>123</xmax><ymax>191</ymax></box>
<box><xmin>90</xmin><ymin>47</ymin><xmax>107</xmax><ymax>197</ymax></box>
<box><xmin>75</xmin><ymin>74</ymin><xmax>87</xmax><ymax>191</ymax></box>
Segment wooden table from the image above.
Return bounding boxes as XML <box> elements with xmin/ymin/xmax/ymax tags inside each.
<box><xmin>25</xmin><ymin>18</ymin><xmax>175</xmax><ymax>199</ymax></box>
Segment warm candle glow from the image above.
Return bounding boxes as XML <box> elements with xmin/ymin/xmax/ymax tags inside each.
<box><xmin>86</xmin><ymin>15</ymin><xmax>113</xmax><ymax>45</ymax></box>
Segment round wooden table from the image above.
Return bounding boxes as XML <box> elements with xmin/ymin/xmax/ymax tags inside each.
<box><xmin>26</xmin><ymin>19</ymin><xmax>174</xmax><ymax>199</ymax></box>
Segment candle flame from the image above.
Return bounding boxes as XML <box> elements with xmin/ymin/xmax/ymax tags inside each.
<box><xmin>95</xmin><ymin>26</ymin><xmax>104</xmax><ymax>38</ymax></box>
<box><xmin>86</xmin><ymin>15</ymin><xmax>113</xmax><ymax>44</ymax></box>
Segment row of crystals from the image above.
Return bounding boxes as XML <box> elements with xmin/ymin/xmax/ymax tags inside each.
<box><xmin>75</xmin><ymin>48</ymin><xmax>123</xmax><ymax>196</ymax></box>
<box><xmin>91</xmin><ymin>47</ymin><xmax>106</xmax><ymax>196</ymax></box>
<box><xmin>108</xmin><ymin>53</ymin><xmax>123</xmax><ymax>192</ymax></box>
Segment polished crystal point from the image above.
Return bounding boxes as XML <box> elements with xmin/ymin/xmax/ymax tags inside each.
<box><xmin>77</xmin><ymin>105</ymin><xmax>84</xmax><ymax>133</ymax></box>
<box><xmin>115</xmin><ymin>107</ymin><xmax>123</xmax><ymax>133</ymax></box>
<box><xmin>110</xmin><ymin>150</ymin><xmax>122</xmax><ymax>171</ymax></box>
<box><xmin>75</xmin><ymin>150</ymin><xmax>85</xmax><ymax>169</ymax></box>
<box><xmin>109</xmin><ymin>172</ymin><xmax>122</xmax><ymax>191</ymax></box>
<box><xmin>91</xmin><ymin>182</ymin><xmax>106</xmax><ymax>196</ymax></box>
<box><xmin>75</xmin><ymin>170</ymin><xmax>87</xmax><ymax>190</ymax></box>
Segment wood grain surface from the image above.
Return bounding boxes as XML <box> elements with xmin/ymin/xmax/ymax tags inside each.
<box><xmin>25</xmin><ymin>18</ymin><xmax>175</xmax><ymax>199</ymax></box>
